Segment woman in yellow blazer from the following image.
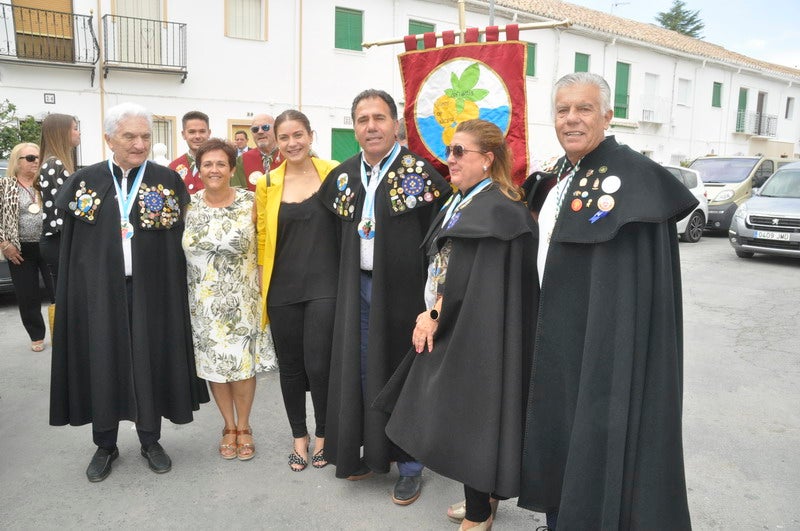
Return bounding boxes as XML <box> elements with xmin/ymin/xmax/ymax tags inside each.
<box><xmin>256</xmin><ymin>109</ymin><xmax>339</xmax><ymax>471</ymax></box>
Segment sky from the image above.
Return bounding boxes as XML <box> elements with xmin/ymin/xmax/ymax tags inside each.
<box><xmin>564</xmin><ymin>0</ymin><xmax>800</xmax><ymax>69</ymax></box>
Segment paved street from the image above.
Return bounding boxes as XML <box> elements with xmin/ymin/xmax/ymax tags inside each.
<box><xmin>0</xmin><ymin>233</ymin><xmax>798</xmax><ymax>530</ymax></box>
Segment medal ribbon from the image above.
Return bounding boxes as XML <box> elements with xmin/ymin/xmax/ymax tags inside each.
<box><xmin>108</xmin><ymin>158</ymin><xmax>147</xmax><ymax>227</ymax></box>
<box><xmin>17</xmin><ymin>182</ymin><xmax>38</xmax><ymax>205</ymax></box>
<box><xmin>440</xmin><ymin>177</ymin><xmax>492</xmax><ymax>228</ymax></box>
<box><xmin>554</xmin><ymin>157</ymin><xmax>581</xmax><ymax>220</ymax></box>
<box><xmin>359</xmin><ymin>142</ymin><xmax>401</xmax><ymax>233</ymax></box>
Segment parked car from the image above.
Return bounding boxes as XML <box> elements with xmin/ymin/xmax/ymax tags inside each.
<box><xmin>688</xmin><ymin>156</ymin><xmax>799</xmax><ymax>231</ymax></box>
<box><xmin>729</xmin><ymin>161</ymin><xmax>800</xmax><ymax>259</ymax></box>
<box><xmin>0</xmin><ymin>158</ymin><xmax>7</xmax><ymax>177</ymax></box>
<box><xmin>663</xmin><ymin>165</ymin><xmax>709</xmax><ymax>243</ymax></box>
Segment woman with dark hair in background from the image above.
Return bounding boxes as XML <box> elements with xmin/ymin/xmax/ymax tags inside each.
<box><xmin>1</xmin><ymin>142</ymin><xmax>55</xmax><ymax>351</ymax></box>
<box><xmin>38</xmin><ymin>113</ymin><xmax>80</xmax><ymax>334</ymax></box>
<box><xmin>256</xmin><ymin>109</ymin><xmax>339</xmax><ymax>471</ymax></box>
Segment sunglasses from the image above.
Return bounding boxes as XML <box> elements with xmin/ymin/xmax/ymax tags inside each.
<box><xmin>19</xmin><ymin>154</ymin><xmax>39</xmax><ymax>162</ymax></box>
<box><xmin>445</xmin><ymin>144</ymin><xmax>485</xmax><ymax>158</ymax></box>
<box><xmin>251</xmin><ymin>124</ymin><xmax>271</xmax><ymax>133</ymax></box>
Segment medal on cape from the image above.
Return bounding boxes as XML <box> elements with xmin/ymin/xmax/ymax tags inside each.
<box><xmin>358</xmin><ymin>143</ymin><xmax>401</xmax><ymax>241</ymax></box>
<box><xmin>357</xmin><ymin>218</ymin><xmax>375</xmax><ymax>239</ymax></box>
<box><xmin>28</xmin><ymin>203</ymin><xmax>41</xmax><ymax>214</ymax></box>
<box><xmin>249</xmin><ymin>171</ymin><xmax>263</xmax><ymax>186</ymax></box>
<box><xmin>121</xmin><ymin>220</ymin><xmax>134</xmax><ymax>239</ymax></box>
<box><xmin>109</xmin><ymin>158</ymin><xmax>147</xmax><ymax>241</ymax></box>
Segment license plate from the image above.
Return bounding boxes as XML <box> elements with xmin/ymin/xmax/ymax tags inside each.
<box><xmin>754</xmin><ymin>231</ymin><xmax>790</xmax><ymax>241</ymax></box>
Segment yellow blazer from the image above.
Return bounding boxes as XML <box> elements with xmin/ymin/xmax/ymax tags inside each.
<box><xmin>256</xmin><ymin>157</ymin><xmax>339</xmax><ymax>327</ymax></box>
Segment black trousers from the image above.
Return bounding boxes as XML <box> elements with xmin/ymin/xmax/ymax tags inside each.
<box><xmin>39</xmin><ymin>232</ymin><xmax>60</xmax><ymax>289</ymax></box>
<box><xmin>464</xmin><ymin>485</ymin><xmax>509</xmax><ymax>522</ymax></box>
<box><xmin>92</xmin><ymin>277</ymin><xmax>160</xmax><ymax>449</ymax></box>
<box><xmin>8</xmin><ymin>241</ymin><xmax>54</xmax><ymax>341</ymax></box>
<box><xmin>268</xmin><ymin>298</ymin><xmax>335</xmax><ymax>438</ymax></box>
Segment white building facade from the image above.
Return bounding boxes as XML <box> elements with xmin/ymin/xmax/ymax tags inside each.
<box><xmin>2</xmin><ymin>0</ymin><xmax>799</xmax><ymax>167</ymax></box>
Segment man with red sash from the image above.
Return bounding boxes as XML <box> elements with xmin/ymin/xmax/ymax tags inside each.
<box><xmin>168</xmin><ymin>111</ymin><xmax>211</xmax><ymax>194</ymax></box>
<box><xmin>232</xmin><ymin>114</ymin><xmax>283</xmax><ymax>191</ymax></box>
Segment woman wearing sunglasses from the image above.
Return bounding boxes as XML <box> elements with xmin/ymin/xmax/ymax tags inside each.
<box><xmin>376</xmin><ymin>119</ymin><xmax>538</xmax><ymax>530</ymax></box>
<box><xmin>256</xmin><ymin>109</ymin><xmax>339</xmax><ymax>471</ymax></box>
<box><xmin>0</xmin><ymin>143</ymin><xmax>56</xmax><ymax>351</ymax></box>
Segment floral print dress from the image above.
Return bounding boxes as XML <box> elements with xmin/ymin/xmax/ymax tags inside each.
<box><xmin>183</xmin><ymin>188</ymin><xmax>276</xmax><ymax>382</ymax></box>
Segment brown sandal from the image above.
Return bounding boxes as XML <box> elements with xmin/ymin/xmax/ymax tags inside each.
<box><xmin>236</xmin><ymin>427</ymin><xmax>255</xmax><ymax>461</ymax></box>
<box><xmin>219</xmin><ymin>428</ymin><xmax>237</xmax><ymax>460</ymax></box>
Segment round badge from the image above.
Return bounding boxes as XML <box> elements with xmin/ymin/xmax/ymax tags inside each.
<box><xmin>248</xmin><ymin>171</ymin><xmax>263</xmax><ymax>185</ymax></box>
<box><xmin>121</xmin><ymin>220</ymin><xmax>135</xmax><ymax>240</ymax></box>
<box><xmin>144</xmin><ymin>190</ymin><xmax>165</xmax><ymax>212</ymax></box>
<box><xmin>571</xmin><ymin>198</ymin><xmax>583</xmax><ymax>211</ymax></box>
<box><xmin>599</xmin><ymin>166</ymin><xmax>608</xmax><ymax>174</ymax></box>
<box><xmin>405</xmin><ymin>195</ymin><xmax>417</xmax><ymax>209</ymax></box>
<box><xmin>77</xmin><ymin>194</ymin><xmax>94</xmax><ymax>213</ymax></box>
<box><xmin>601</xmin><ymin>175</ymin><xmax>621</xmax><ymax>194</ymax></box>
<box><xmin>581</xmin><ymin>191</ymin><xmax>589</xmax><ymax>198</ymax></box>
<box><xmin>597</xmin><ymin>194</ymin><xmax>615</xmax><ymax>212</ymax></box>
<box><xmin>28</xmin><ymin>203</ymin><xmax>41</xmax><ymax>214</ymax></box>
<box><xmin>337</xmin><ymin>173</ymin><xmax>348</xmax><ymax>191</ymax></box>
<box><xmin>401</xmin><ymin>174</ymin><xmax>424</xmax><ymax>196</ymax></box>
<box><xmin>401</xmin><ymin>155</ymin><xmax>415</xmax><ymax>168</ymax></box>
<box><xmin>424</xmin><ymin>192</ymin><xmax>433</xmax><ymax>202</ymax></box>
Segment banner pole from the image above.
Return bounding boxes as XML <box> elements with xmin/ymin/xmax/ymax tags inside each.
<box><xmin>362</xmin><ymin>20</ymin><xmax>571</xmax><ymax>49</ymax></box>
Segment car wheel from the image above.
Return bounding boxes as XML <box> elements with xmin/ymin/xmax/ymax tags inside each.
<box><xmin>735</xmin><ymin>249</ymin><xmax>755</xmax><ymax>258</ymax></box>
<box><xmin>682</xmin><ymin>211</ymin><xmax>705</xmax><ymax>243</ymax></box>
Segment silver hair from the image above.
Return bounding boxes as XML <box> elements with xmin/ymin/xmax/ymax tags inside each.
<box><xmin>553</xmin><ymin>73</ymin><xmax>612</xmax><ymax>115</ymax></box>
<box><xmin>103</xmin><ymin>102</ymin><xmax>153</xmax><ymax>136</ymax></box>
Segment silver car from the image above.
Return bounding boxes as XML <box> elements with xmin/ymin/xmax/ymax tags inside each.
<box><xmin>729</xmin><ymin>161</ymin><xmax>800</xmax><ymax>259</ymax></box>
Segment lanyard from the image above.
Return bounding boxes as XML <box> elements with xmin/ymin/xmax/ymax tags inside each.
<box><xmin>554</xmin><ymin>157</ymin><xmax>581</xmax><ymax>218</ymax></box>
<box><xmin>108</xmin><ymin>158</ymin><xmax>147</xmax><ymax>224</ymax></box>
<box><xmin>359</xmin><ymin>142</ymin><xmax>401</xmax><ymax>221</ymax></box>
<box><xmin>440</xmin><ymin>177</ymin><xmax>492</xmax><ymax>228</ymax></box>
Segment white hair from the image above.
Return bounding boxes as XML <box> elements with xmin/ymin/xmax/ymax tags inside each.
<box><xmin>553</xmin><ymin>73</ymin><xmax>612</xmax><ymax>115</ymax></box>
<box><xmin>103</xmin><ymin>102</ymin><xmax>152</xmax><ymax>136</ymax></box>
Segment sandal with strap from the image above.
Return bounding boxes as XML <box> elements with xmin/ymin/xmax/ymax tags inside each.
<box><xmin>31</xmin><ymin>340</ymin><xmax>45</xmax><ymax>352</ymax></box>
<box><xmin>288</xmin><ymin>436</ymin><xmax>309</xmax><ymax>472</ymax></box>
<box><xmin>312</xmin><ymin>448</ymin><xmax>328</xmax><ymax>469</ymax></box>
<box><xmin>219</xmin><ymin>428</ymin><xmax>237</xmax><ymax>460</ymax></box>
<box><xmin>236</xmin><ymin>427</ymin><xmax>255</xmax><ymax>461</ymax></box>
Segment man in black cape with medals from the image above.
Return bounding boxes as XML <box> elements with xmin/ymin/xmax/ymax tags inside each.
<box><xmin>318</xmin><ymin>89</ymin><xmax>451</xmax><ymax>505</ymax></box>
<box><xmin>50</xmin><ymin>102</ymin><xmax>209</xmax><ymax>482</ymax></box>
<box><xmin>520</xmin><ymin>73</ymin><xmax>695</xmax><ymax>529</ymax></box>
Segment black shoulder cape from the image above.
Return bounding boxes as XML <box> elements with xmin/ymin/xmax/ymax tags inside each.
<box><xmin>375</xmin><ymin>185</ymin><xmax>538</xmax><ymax>497</ymax></box>
<box><xmin>519</xmin><ymin>137</ymin><xmax>695</xmax><ymax>529</ymax></box>
<box><xmin>50</xmin><ymin>161</ymin><xmax>209</xmax><ymax>431</ymax></box>
<box><xmin>317</xmin><ymin>146</ymin><xmax>452</xmax><ymax>477</ymax></box>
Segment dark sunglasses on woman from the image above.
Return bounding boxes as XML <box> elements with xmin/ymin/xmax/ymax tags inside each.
<box><xmin>19</xmin><ymin>154</ymin><xmax>40</xmax><ymax>162</ymax></box>
<box><xmin>445</xmin><ymin>145</ymin><xmax>485</xmax><ymax>158</ymax></box>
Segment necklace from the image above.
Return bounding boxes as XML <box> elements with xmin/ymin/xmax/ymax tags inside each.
<box><xmin>17</xmin><ymin>179</ymin><xmax>41</xmax><ymax>214</ymax></box>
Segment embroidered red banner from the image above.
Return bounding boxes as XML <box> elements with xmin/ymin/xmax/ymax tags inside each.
<box><xmin>399</xmin><ymin>40</ymin><xmax>529</xmax><ymax>184</ymax></box>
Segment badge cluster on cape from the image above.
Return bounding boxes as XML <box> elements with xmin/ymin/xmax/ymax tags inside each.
<box><xmin>68</xmin><ymin>181</ymin><xmax>101</xmax><ymax>222</ymax></box>
<box><xmin>566</xmin><ymin>164</ymin><xmax>622</xmax><ymax>224</ymax></box>
<box><xmin>386</xmin><ymin>155</ymin><xmax>441</xmax><ymax>213</ymax></box>
<box><xmin>333</xmin><ymin>172</ymin><xmax>356</xmax><ymax>219</ymax></box>
<box><xmin>139</xmin><ymin>184</ymin><xmax>181</xmax><ymax>229</ymax></box>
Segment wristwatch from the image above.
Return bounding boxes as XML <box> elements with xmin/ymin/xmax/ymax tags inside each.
<box><xmin>429</xmin><ymin>309</ymin><xmax>439</xmax><ymax>321</ymax></box>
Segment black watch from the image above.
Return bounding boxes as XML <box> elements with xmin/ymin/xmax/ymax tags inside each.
<box><xmin>429</xmin><ymin>309</ymin><xmax>439</xmax><ymax>321</ymax></box>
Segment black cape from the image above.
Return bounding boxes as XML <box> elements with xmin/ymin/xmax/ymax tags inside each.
<box><xmin>50</xmin><ymin>160</ymin><xmax>209</xmax><ymax>432</ymax></box>
<box><xmin>318</xmin><ymin>146</ymin><xmax>451</xmax><ymax>477</ymax></box>
<box><xmin>519</xmin><ymin>137</ymin><xmax>696</xmax><ymax>529</ymax></box>
<box><xmin>375</xmin><ymin>185</ymin><xmax>538</xmax><ymax>498</ymax></box>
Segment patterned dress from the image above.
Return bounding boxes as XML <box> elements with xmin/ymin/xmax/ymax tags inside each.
<box><xmin>182</xmin><ymin>188</ymin><xmax>276</xmax><ymax>382</ymax></box>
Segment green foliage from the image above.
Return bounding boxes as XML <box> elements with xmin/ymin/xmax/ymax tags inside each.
<box><xmin>445</xmin><ymin>63</ymin><xmax>488</xmax><ymax>114</ymax></box>
<box><xmin>0</xmin><ymin>99</ymin><xmax>41</xmax><ymax>159</ymax></box>
<box><xmin>655</xmin><ymin>0</ymin><xmax>705</xmax><ymax>39</ymax></box>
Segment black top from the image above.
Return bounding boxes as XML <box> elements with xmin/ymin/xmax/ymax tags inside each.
<box><xmin>268</xmin><ymin>193</ymin><xmax>338</xmax><ymax>306</ymax></box>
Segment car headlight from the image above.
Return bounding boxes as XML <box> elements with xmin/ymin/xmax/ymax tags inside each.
<box><xmin>713</xmin><ymin>189</ymin><xmax>734</xmax><ymax>202</ymax></box>
<box><xmin>733</xmin><ymin>203</ymin><xmax>748</xmax><ymax>221</ymax></box>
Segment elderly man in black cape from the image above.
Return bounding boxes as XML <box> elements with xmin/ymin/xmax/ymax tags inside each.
<box><xmin>318</xmin><ymin>89</ymin><xmax>451</xmax><ymax>505</ymax></box>
<box><xmin>520</xmin><ymin>73</ymin><xmax>696</xmax><ymax>529</ymax></box>
<box><xmin>50</xmin><ymin>102</ymin><xmax>209</xmax><ymax>482</ymax></box>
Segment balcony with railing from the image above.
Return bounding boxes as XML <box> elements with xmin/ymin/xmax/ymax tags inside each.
<box><xmin>0</xmin><ymin>2</ymin><xmax>99</xmax><ymax>78</ymax></box>
<box><xmin>102</xmin><ymin>14</ymin><xmax>187</xmax><ymax>82</ymax></box>
<box><xmin>639</xmin><ymin>94</ymin><xmax>670</xmax><ymax>125</ymax></box>
<box><xmin>735</xmin><ymin>110</ymin><xmax>777</xmax><ymax>137</ymax></box>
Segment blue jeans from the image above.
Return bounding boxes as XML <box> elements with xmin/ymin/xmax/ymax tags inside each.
<box><xmin>360</xmin><ymin>271</ymin><xmax>423</xmax><ymax>478</ymax></box>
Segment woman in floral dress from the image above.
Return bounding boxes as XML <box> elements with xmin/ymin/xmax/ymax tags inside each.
<box><xmin>182</xmin><ymin>138</ymin><xmax>275</xmax><ymax>461</ymax></box>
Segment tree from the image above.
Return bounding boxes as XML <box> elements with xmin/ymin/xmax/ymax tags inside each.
<box><xmin>655</xmin><ymin>0</ymin><xmax>705</xmax><ymax>39</ymax></box>
<box><xmin>0</xmin><ymin>99</ymin><xmax>41</xmax><ymax>159</ymax></box>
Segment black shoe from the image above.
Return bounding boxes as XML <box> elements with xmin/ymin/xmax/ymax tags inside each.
<box><xmin>140</xmin><ymin>442</ymin><xmax>172</xmax><ymax>474</ymax></box>
<box><xmin>86</xmin><ymin>446</ymin><xmax>119</xmax><ymax>482</ymax></box>
<box><xmin>392</xmin><ymin>475</ymin><xmax>422</xmax><ymax>505</ymax></box>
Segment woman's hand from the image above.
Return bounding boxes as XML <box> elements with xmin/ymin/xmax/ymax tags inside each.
<box><xmin>412</xmin><ymin>311</ymin><xmax>438</xmax><ymax>354</ymax></box>
<box><xmin>1</xmin><ymin>242</ymin><xmax>23</xmax><ymax>265</ymax></box>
